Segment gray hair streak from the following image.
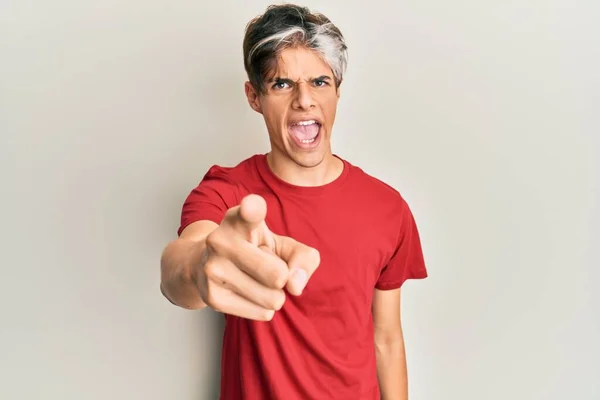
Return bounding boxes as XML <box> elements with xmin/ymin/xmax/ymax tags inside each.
<box><xmin>243</xmin><ymin>4</ymin><xmax>348</xmax><ymax>94</ymax></box>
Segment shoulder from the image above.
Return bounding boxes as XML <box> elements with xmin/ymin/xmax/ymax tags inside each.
<box><xmin>201</xmin><ymin>154</ymin><xmax>260</xmax><ymax>183</ymax></box>
<box><xmin>343</xmin><ymin>157</ymin><xmax>408</xmax><ymax>208</ymax></box>
<box><xmin>185</xmin><ymin>154</ymin><xmax>261</xmax><ymax>205</ymax></box>
<box><xmin>340</xmin><ymin>157</ymin><xmax>419</xmax><ymax>235</ymax></box>
<box><xmin>178</xmin><ymin>155</ymin><xmax>261</xmax><ymax>234</ymax></box>
<box><xmin>206</xmin><ymin>155</ymin><xmax>259</xmax><ymax>177</ymax></box>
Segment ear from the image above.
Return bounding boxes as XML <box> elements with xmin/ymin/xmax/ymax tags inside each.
<box><xmin>244</xmin><ymin>81</ymin><xmax>262</xmax><ymax>114</ymax></box>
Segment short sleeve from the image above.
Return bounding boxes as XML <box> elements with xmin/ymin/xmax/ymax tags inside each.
<box><xmin>177</xmin><ymin>165</ymin><xmax>239</xmax><ymax>236</ymax></box>
<box><xmin>375</xmin><ymin>199</ymin><xmax>428</xmax><ymax>290</ymax></box>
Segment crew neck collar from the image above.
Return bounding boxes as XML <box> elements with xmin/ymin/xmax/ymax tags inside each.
<box><xmin>255</xmin><ymin>153</ymin><xmax>350</xmax><ymax>196</ymax></box>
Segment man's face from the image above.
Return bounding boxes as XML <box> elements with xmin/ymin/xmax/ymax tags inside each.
<box><xmin>245</xmin><ymin>46</ymin><xmax>340</xmax><ymax>169</ymax></box>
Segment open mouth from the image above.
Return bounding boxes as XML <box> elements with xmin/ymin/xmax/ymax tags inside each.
<box><xmin>288</xmin><ymin>119</ymin><xmax>321</xmax><ymax>147</ymax></box>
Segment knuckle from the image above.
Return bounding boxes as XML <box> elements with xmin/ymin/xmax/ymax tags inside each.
<box><xmin>269</xmin><ymin>269</ymin><xmax>288</xmax><ymax>289</ymax></box>
<box><xmin>206</xmin><ymin>228</ymin><xmax>237</xmax><ymax>254</ymax></box>
<box><xmin>269</xmin><ymin>291</ymin><xmax>286</xmax><ymax>311</ymax></box>
<box><xmin>207</xmin><ymin>293</ymin><xmax>226</xmax><ymax>313</ymax></box>
<box><xmin>204</xmin><ymin>230</ymin><xmax>221</xmax><ymax>250</ymax></box>
<box><xmin>223</xmin><ymin>207</ymin><xmax>237</xmax><ymax>223</ymax></box>
<box><xmin>203</xmin><ymin>260</ymin><xmax>223</xmax><ymax>280</ymax></box>
<box><xmin>309</xmin><ymin>247</ymin><xmax>321</xmax><ymax>264</ymax></box>
<box><xmin>203</xmin><ymin>289</ymin><xmax>219</xmax><ymax>309</ymax></box>
<box><xmin>302</xmin><ymin>247</ymin><xmax>320</xmax><ymax>269</ymax></box>
<box><xmin>261</xmin><ymin>309</ymin><xmax>275</xmax><ymax>321</ymax></box>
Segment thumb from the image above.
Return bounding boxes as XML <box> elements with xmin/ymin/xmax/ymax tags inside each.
<box><xmin>273</xmin><ymin>235</ymin><xmax>320</xmax><ymax>296</ymax></box>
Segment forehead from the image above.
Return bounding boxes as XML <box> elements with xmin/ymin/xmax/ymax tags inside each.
<box><xmin>269</xmin><ymin>47</ymin><xmax>333</xmax><ymax>79</ymax></box>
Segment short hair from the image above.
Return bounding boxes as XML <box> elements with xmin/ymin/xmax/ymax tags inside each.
<box><xmin>243</xmin><ymin>4</ymin><xmax>348</xmax><ymax>94</ymax></box>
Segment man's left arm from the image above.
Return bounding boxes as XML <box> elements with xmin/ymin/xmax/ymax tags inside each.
<box><xmin>373</xmin><ymin>287</ymin><xmax>408</xmax><ymax>400</ymax></box>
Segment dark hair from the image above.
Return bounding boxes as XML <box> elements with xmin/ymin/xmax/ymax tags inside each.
<box><xmin>243</xmin><ymin>4</ymin><xmax>348</xmax><ymax>94</ymax></box>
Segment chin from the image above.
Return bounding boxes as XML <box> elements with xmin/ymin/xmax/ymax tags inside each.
<box><xmin>291</xmin><ymin>152</ymin><xmax>326</xmax><ymax>168</ymax></box>
<box><xmin>287</xmin><ymin>140</ymin><xmax>329</xmax><ymax>168</ymax></box>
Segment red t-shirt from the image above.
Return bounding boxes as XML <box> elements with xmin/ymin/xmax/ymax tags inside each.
<box><xmin>178</xmin><ymin>154</ymin><xmax>427</xmax><ymax>399</ymax></box>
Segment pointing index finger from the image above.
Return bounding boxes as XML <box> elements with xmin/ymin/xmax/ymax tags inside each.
<box><xmin>223</xmin><ymin>194</ymin><xmax>269</xmax><ymax>244</ymax></box>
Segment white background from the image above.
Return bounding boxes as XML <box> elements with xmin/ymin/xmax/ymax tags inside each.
<box><xmin>1</xmin><ymin>0</ymin><xmax>598</xmax><ymax>399</ymax></box>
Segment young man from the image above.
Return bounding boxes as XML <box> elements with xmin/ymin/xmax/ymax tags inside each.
<box><xmin>160</xmin><ymin>4</ymin><xmax>428</xmax><ymax>399</ymax></box>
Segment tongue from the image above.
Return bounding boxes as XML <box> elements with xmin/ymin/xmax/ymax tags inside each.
<box><xmin>289</xmin><ymin>123</ymin><xmax>319</xmax><ymax>140</ymax></box>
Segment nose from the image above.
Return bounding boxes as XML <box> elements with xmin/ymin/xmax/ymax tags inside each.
<box><xmin>292</xmin><ymin>82</ymin><xmax>315</xmax><ymax>110</ymax></box>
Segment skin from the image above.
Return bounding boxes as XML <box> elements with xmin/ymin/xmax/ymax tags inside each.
<box><xmin>246</xmin><ymin>46</ymin><xmax>408</xmax><ymax>399</ymax></box>
<box><xmin>244</xmin><ymin>46</ymin><xmax>344</xmax><ymax>187</ymax></box>
<box><xmin>160</xmin><ymin>45</ymin><xmax>408</xmax><ymax>399</ymax></box>
<box><xmin>373</xmin><ymin>288</ymin><xmax>409</xmax><ymax>400</ymax></box>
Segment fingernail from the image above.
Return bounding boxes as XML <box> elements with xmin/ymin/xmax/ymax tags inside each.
<box><xmin>291</xmin><ymin>268</ymin><xmax>307</xmax><ymax>292</ymax></box>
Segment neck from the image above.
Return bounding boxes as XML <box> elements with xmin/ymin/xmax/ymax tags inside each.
<box><xmin>266</xmin><ymin>151</ymin><xmax>343</xmax><ymax>187</ymax></box>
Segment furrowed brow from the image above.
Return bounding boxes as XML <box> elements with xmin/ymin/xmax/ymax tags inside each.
<box><xmin>269</xmin><ymin>77</ymin><xmax>296</xmax><ymax>84</ymax></box>
<box><xmin>269</xmin><ymin>75</ymin><xmax>332</xmax><ymax>84</ymax></box>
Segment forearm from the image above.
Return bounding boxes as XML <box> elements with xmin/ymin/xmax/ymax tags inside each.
<box><xmin>160</xmin><ymin>238</ymin><xmax>207</xmax><ymax>310</ymax></box>
<box><xmin>375</xmin><ymin>334</ymin><xmax>408</xmax><ymax>400</ymax></box>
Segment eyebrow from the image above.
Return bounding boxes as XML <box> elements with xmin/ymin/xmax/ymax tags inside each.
<box><xmin>268</xmin><ymin>75</ymin><xmax>332</xmax><ymax>83</ymax></box>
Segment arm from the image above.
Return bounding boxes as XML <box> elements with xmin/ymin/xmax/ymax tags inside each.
<box><xmin>160</xmin><ymin>220</ymin><xmax>219</xmax><ymax>310</ymax></box>
<box><xmin>160</xmin><ymin>194</ymin><xmax>318</xmax><ymax>319</ymax></box>
<box><xmin>373</xmin><ymin>287</ymin><xmax>408</xmax><ymax>400</ymax></box>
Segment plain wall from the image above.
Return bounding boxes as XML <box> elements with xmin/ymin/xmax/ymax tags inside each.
<box><xmin>1</xmin><ymin>0</ymin><xmax>598</xmax><ymax>399</ymax></box>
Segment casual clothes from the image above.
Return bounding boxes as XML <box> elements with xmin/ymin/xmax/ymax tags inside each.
<box><xmin>178</xmin><ymin>153</ymin><xmax>428</xmax><ymax>399</ymax></box>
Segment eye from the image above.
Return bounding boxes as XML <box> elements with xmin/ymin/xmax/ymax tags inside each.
<box><xmin>313</xmin><ymin>79</ymin><xmax>329</xmax><ymax>87</ymax></box>
<box><xmin>272</xmin><ymin>81</ymin><xmax>289</xmax><ymax>90</ymax></box>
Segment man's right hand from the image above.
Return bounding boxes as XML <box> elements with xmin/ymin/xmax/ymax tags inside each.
<box><xmin>197</xmin><ymin>194</ymin><xmax>320</xmax><ymax>321</ymax></box>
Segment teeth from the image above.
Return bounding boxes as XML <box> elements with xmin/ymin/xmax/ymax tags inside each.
<box><xmin>294</xmin><ymin>120</ymin><xmax>317</xmax><ymax>126</ymax></box>
<box><xmin>300</xmin><ymin>138</ymin><xmax>315</xmax><ymax>144</ymax></box>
